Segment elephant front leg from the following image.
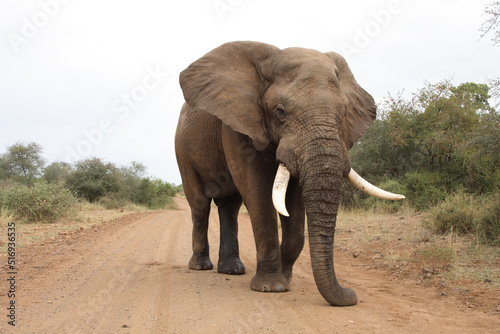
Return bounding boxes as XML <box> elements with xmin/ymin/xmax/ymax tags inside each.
<box><xmin>222</xmin><ymin>128</ymin><xmax>288</xmax><ymax>292</ymax></box>
<box><xmin>250</xmin><ymin>256</ymin><xmax>289</xmax><ymax>292</ymax></box>
<box><xmin>280</xmin><ymin>178</ymin><xmax>305</xmax><ymax>283</ymax></box>
<box><xmin>247</xmin><ymin>197</ymin><xmax>289</xmax><ymax>292</ymax></box>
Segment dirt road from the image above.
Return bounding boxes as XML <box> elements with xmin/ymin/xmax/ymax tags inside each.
<box><xmin>2</xmin><ymin>198</ymin><xmax>499</xmax><ymax>333</ymax></box>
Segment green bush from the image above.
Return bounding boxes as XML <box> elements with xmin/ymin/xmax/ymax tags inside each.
<box><xmin>0</xmin><ymin>181</ymin><xmax>77</xmax><ymax>223</ymax></box>
<box><xmin>425</xmin><ymin>191</ymin><xmax>500</xmax><ymax>245</ymax></box>
<box><xmin>340</xmin><ymin>180</ymin><xmax>365</xmax><ymax>209</ymax></box>
<box><xmin>476</xmin><ymin>193</ymin><xmax>500</xmax><ymax>245</ymax></box>
<box><xmin>425</xmin><ymin>192</ymin><xmax>476</xmax><ymax>235</ymax></box>
<box><xmin>99</xmin><ymin>194</ymin><xmax>129</xmax><ymax>210</ymax></box>
<box><xmin>65</xmin><ymin>158</ymin><xmax>120</xmax><ymax>203</ymax></box>
<box><xmin>403</xmin><ymin>171</ymin><xmax>447</xmax><ymax>210</ymax></box>
<box><xmin>350</xmin><ymin>81</ymin><xmax>498</xmax><ymax>204</ymax></box>
<box><xmin>135</xmin><ymin>178</ymin><xmax>176</xmax><ymax>209</ymax></box>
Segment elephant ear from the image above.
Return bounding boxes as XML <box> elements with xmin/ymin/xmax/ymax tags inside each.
<box><xmin>325</xmin><ymin>52</ymin><xmax>377</xmax><ymax>150</ymax></box>
<box><xmin>180</xmin><ymin>41</ymin><xmax>279</xmax><ymax>151</ymax></box>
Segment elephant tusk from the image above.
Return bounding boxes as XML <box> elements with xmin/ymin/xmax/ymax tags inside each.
<box><xmin>346</xmin><ymin>169</ymin><xmax>405</xmax><ymax>201</ymax></box>
<box><xmin>272</xmin><ymin>164</ymin><xmax>290</xmax><ymax>217</ymax></box>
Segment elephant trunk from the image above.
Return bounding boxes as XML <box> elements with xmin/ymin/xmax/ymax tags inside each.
<box><xmin>299</xmin><ymin>141</ymin><xmax>358</xmax><ymax>306</ymax></box>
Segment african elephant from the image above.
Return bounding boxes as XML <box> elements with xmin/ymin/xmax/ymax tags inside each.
<box><xmin>175</xmin><ymin>41</ymin><xmax>404</xmax><ymax>306</ymax></box>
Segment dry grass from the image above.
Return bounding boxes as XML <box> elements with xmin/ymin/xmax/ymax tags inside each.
<box><xmin>0</xmin><ymin>202</ymin><xmax>148</xmax><ymax>251</ymax></box>
<box><xmin>335</xmin><ymin>208</ymin><xmax>500</xmax><ymax>285</ymax></box>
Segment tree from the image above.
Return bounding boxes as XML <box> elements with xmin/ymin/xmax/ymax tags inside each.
<box><xmin>0</xmin><ymin>142</ymin><xmax>45</xmax><ymax>187</ymax></box>
<box><xmin>118</xmin><ymin>161</ymin><xmax>147</xmax><ymax>202</ymax></box>
<box><xmin>65</xmin><ymin>157</ymin><xmax>120</xmax><ymax>202</ymax></box>
<box><xmin>123</xmin><ymin>161</ymin><xmax>147</xmax><ymax>179</ymax></box>
<box><xmin>43</xmin><ymin>162</ymin><xmax>73</xmax><ymax>183</ymax></box>
<box><xmin>480</xmin><ymin>1</ymin><xmax>500</xmax><ymax>107</ymax></box>
<box><xmin>135</xmin><ymin>178</ymin><xmax>176</xmax><ymax>209</ymax></box>
<box><xmin>457</xmin><ymin>110</ymin><xmax>500</xmax><ymax>192</ymax></box>
<box><xmin>480</xmin><ymin>1</ymin><xmax>500</xmax><ymax>46</ymax></box>
<box><xmin>350</xmin><ymin>80</ymin><xmax>499</xmax><ymax>196</ymax></box>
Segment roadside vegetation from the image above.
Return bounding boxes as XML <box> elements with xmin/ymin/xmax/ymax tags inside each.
<box><xmin>335</xmin><ymin>5</ymin><xmax>500</xmax><ymax>294</ymax></box>
<box><xmin>336</xmin><ymin>79</ymin><xmax>499</xmax><ymax>300</ymax></box>
<box><xmin>342</xmin><ymin>80</ymin><xmax>499</xmax><ymax>246</ymax></box>
<box><xmin>0</xmin><ymin>143</ymin><xmax>181</xmax><ymax>225</ymax></box>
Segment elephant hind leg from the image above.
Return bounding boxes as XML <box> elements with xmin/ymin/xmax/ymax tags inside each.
<box><xmin>188</xmin><ymin>202</ymin><xmax>213</xmax><ymax>271</ymax></box>
<box><xmin>214</xmin><ymin>193</ymin><xmax>246</xmax><ymax>275</ymax></box>
<box><xmin>182</xmin><ymin>169</ymin><xmax>214</xmax><ymax>271</ymax></box>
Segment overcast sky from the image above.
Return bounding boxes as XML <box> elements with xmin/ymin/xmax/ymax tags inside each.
<box><xmin>1</xmin><ymin>0</ymin><xmax>499</xmax><ymax>185</ymax></box>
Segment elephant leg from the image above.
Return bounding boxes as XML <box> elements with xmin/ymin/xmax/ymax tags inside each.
<box><xmin>246</xmin><ymin>196</ymin><xmax>289</xmax><ymax>292</ymax></box>
<box><xmin>280</xmin><ymin>178</ymin><xmax>305</xmax><ymax>284</ymax></box>
<box><xmin>222</xmin><ymin>126</ymin><xmax>288</xmax><ymax>292</ymax></box>
<box><xmin>189</xmin><ymin>202</ymin><xmax>213</xmax><ymax>270</ymax></box>
<box><xmin>182</xmin><ymin>169</ymin><xmax>214</xmax><ymax>271</ymax></box>
<box><xmin>241</xmin><ymin>169</ymin><xmax>288</xmax><ymax>292</ymax></box>
<box><xmin>214</xmin><ymin>193</ymin><xmax>245</xmax><ymax>275</ymax></box>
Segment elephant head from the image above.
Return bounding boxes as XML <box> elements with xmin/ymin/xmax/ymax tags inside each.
<box><xmin>180</xmin><ymin>41</ymin><xmax>403</xmax><ymax>306</ymax></box>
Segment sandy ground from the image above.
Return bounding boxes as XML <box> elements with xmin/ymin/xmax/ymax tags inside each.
<box><xmin>1</xmin><ymin>197</ymin><xmax>499</xmax><ymax>333</ymax></box>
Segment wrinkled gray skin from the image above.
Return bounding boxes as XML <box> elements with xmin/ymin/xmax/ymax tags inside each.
<box><xmin>175</xmin><ymin>41</ymin><xmax>376</xmax><ymax>306</ymax></box>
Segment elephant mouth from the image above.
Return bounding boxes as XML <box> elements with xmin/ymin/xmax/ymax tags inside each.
<box><xmin>272</xmin><ymin>164</ymin><xmax>405</xmax><ymax>217</ymax></box>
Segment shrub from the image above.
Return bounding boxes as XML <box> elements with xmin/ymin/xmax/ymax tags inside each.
<box><xmin>403</xmin><ymin>171</ymin><xmax>447</xmax><ymax>210</ymax></box>
<box><xmin>65</xmin><ymin>158</ymin><xmax>120</xmax><ymax>203</ymax></box>
<box><xmin>476</xmin><ymin>193</ymin><xmax>500</xmax><ymax>245</ymax></box>
<box><xmin>0</xmin><ymin>207</ymin><xmax>15</xmax><ymax>227</ymax></box>
<box><xmin>99</xmin><ymin>194</ymin><xmax>129</xmax><ymax>210</ymax></box>
<box><xmin>0</xmin><ymin>181</ymin><xmax>77</xmax><ymax>223</ymax></box>
<box><xmin>363</xmin><ymin>179</ymin><xmax>407</xmax><ymax>213</ymax></box>
<box><xmin>425</xmin><ymin>191</ymin><xmax>476</xmax><ymax>235</ymax></box>
<box><xmin>425</xmin><ymin>191</ymin><xmax>499</xmax><ymax>245</ymax></box>
<box><xmin>134</xmin><ymin>178</ymin><xmax>177</xmax><ymax>210</ymax></box>
<box><xmin>340</xmin><ymin>180</ymin><xmax>365</xmax><ymax>209</ymax></box>
<box><xmin>43</xmin><ymin>161</ymin><xmax>72</xmax><ymax>183</ymax></box>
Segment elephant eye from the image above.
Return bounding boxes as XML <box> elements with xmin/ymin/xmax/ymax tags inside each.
<box><xmin>276</xmin><ymin>107</ymin><xmax>287</xmax><ymax>119</ymax></box>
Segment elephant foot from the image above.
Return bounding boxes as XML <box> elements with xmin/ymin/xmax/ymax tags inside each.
<box><xmin>217</xmin><ymin>257</ymin><xmax>246</xmax><ymax>275</ymax></box>
<box><xmin>250</xmin><ymin>273</ymin><xmax>289</xmax><ymax>292</ymax></box>
<box><xmin>189</xmin><ymin>254</ymin><xmax>213</xmax><ymax>270</ymax></box>
<box><xmin>282</xmin><ymin>267</ymin><xmax>293</xmax><ymax>284</ymax></box>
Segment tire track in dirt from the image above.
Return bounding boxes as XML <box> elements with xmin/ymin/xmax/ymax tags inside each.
<box><xmin>28</xmin><ymin>212</ymin><xmax>182</xmax><ymax>333</ymax></box>
<box><xmin>1</xmin><ymin>198</ymin><xmax>499</xmax><ymax>333</ymax></box>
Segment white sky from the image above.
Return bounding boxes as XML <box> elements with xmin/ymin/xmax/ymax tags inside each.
<box><xmin>1</xmin><ymin>0</ymin><xmax>499</xmax><ymax>185</ymax></box>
